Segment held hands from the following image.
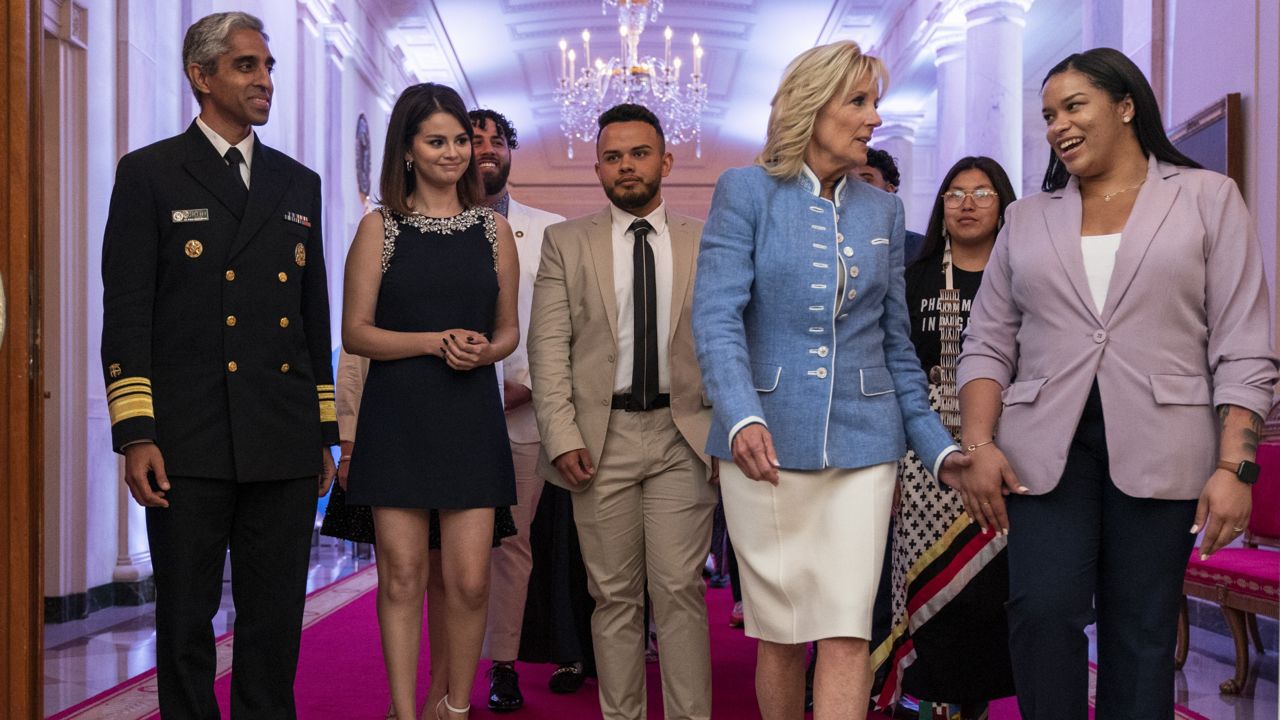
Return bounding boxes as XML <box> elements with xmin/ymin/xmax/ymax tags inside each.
<box><xmin>123</xmin><ymin>441</ymin><xmax>170</xmax><ymax>508</ymax></box>
<box><xmin>947</xmin><ymin>444</ymin><xmax>1028</xmax><ymax>535</ymax></box>
<box><xmin>1192</xmin><ymin>469</ymin><xmax>1252</xmax><ymax>559</ymax></box>
<box><xmin>440</xmin><ymin>330</ymin><xmax>491</xmax><ymax>371</ymax></box>
<box><xmin>709</xmin><ymin>457</ymin><xmax>720</xmax><ymax>485</ymax></box>
<box><xmin>319</xmin><ymin>448</ymin><xmax>336</xmax><ymax>497</ymax></box>
<box><xmin>732</xmin><ymin>424</ymin><xmax>780</xmax><ymax>485</ymax></box>
<box><xmin>553</xmin><ymin>448</ymin><xmax>595</xmax><ymax>487</ymax></box>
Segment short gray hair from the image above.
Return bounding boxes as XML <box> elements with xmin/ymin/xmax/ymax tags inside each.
<box><xmin>182</xmin><ymin>12</ymin><xmax>268</xmax><ymax>100</ymax></box>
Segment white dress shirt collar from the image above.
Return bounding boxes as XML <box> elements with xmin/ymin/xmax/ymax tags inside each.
<box><xmin>609</xmin><ymin>201</ymin><xmax>668</xmax><ymax>236</ymax></box>
<box><xmin>195</xmin><ymin>116</ymin><xmax>255</xmax><ymax>186</ymax></box>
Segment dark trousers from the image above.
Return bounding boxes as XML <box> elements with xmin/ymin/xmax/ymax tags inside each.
<box><xmin>1005</xmin><ymin>383</ymin><xmax>1196</xmax><ymax>719</ymax></box>
<box><xmin>147</xmin><ymin>475</ymin><xmax>316</xmax><ymax>720</ymax></box>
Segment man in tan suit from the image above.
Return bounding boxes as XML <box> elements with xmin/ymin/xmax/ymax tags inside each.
<box><xmin>528</xmin><ymin>104</ymin><xmax>717</xmax><ymax>720</ymax></box>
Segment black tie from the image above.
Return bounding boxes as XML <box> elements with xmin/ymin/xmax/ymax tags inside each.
<box><xmin>223</xmin><ymin>147</ymin><xmax>249</xmax><ymax>212</ymax></box>
<box><xmin>629</xmin><ymin>218</ymin><xmax>659</xmax><ymax>410</ymax></box>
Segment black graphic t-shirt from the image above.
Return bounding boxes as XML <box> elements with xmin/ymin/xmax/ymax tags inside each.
<box><xmin>904</xmin><ymin>254</ymin><xmax>984</xmax><ymax>373</ymax></box>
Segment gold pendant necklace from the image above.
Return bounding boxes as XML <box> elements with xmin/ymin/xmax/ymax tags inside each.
<box><xmin>1101</xmin><ymin>179</ymin><xmax>1145</xmax><ymax>202</ymax></box>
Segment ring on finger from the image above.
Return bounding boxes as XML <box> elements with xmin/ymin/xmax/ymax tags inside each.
<box><xmin>1232</xmin><ymin>526</ymin><xmax>1246</xmax><ymax>532</ymax></box>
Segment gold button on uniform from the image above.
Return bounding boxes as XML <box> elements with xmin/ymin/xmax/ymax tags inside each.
<box><xmin>280</xmin><ymin>363</ymin><xmax>290</xmax><ymax>373</ymax></box>
<box><xmin>843</xmin><ymin>247</ymin><xmax>853</xmax><ymax>257</ymax></box>
<box><xmin>227</xmin><ymin>361</ymin><xmax>238</xmax><ymax>373</ymax></box>
<box><xmin>849</xmin><ymin>266</ymin><xmax>859</xmax><ymax>278</ymax></box>
<box><xmin>816</xmin><ymin>367</ymin><xmax>829</xmax><ymax>379</ymax></box>
<box><xmin>836</xmin><ymin>233</ymin><xmax>845</xmax><ymax>243</ymax></box>
<box><xmin>847</xmin><ymin>289</ymin><xmax>857</xmax><ymax>300</ymax></box>
<box><xmin>279</xmin><ymin>317</ymin><xmax>290</xmax><ymax>328</ymax></box>
<box><xmin>225</xmin><ymin>270</ymin><xmax>236</xmax><ymax>281</ymax></box>
<box><xmin>226</xmin><ymin>315</ymin><xmax>237</xmax><ymax>327</ymax></box>
<box><xmin>278</xmin><ymin>272</ymin><xmax>288</xmax><ymax>282</ymax></box>
<box><xmin>817</xmin><ymin>346</ymin><xmax>830</xmax><ymax>358</ymax></box>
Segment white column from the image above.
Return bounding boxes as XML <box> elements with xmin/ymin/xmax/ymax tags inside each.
<box><xmin>932</xmin><ymin>30</ymin><xmax>966</xmax><ymax>172</ymax></box>
<box><xmin>873</xmin><ymin>113</ymin><xmax>923</xmax><ymax>228</ymax></box>
<box><xmin>961</xmin><ymin>0</ymin><xmax>1033</xmax><ymax>188</ymax></box>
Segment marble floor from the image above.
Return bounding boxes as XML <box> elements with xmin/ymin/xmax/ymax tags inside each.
<box><xmin>44</xmin><ymin>536</ymin><xmax>1278</xmax><ymax>719</ymax></box>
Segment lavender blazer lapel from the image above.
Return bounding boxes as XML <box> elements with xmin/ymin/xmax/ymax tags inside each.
<box><xmin>1100</xmin><ymin>157</ymin><xmax>1181</xmax><ymax>323</ymax></box>
<box><xmin>1043</xmin><ymin>180</ymin><xmax>1098</xmax><ymax>321</ymax></box>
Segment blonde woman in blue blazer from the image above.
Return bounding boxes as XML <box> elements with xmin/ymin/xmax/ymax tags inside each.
<box><xmin>692</xmin><ymin>41</ymin><xmax>967</xmax><ymax>718</ymax></box>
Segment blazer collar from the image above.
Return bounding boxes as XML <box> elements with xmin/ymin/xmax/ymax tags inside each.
<box><xmin>799</xmin><ymin>164</ymin><xmax>850</xmax><ymax>205</ymax></box>
<box><xmin>584</xmin><ymin>205</ymin><xmax>694</xmax><ymax>345</ymax></box>
<box><xmin>1045</xmin><ymin>154</ymin><xmax>1181</xmax><ymax>322</ymax></box>
<box><xmin>666</xmin><ymin>214</ymin><xmax>694</xmax><ymax>344</ymax></box>
<box><xmin>586</xmin><ymin>207</ymin><xmax>620</xmax><ymax>341</ymax></box>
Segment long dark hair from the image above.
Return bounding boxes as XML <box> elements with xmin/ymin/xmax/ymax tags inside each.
<box><xmin>378</xmin><ymin>83</ymin><xmax>482</xmax><ymax>214</ymax></box>
<box><xmin>918</xmin><ymin>156</ymin><xmax>1017</xmax><ymax>264</ymax></box>
<box><xmin>1040</xmin><ymin>48</ymin><xmax>1200</xmax><ymax>192</ymax></box>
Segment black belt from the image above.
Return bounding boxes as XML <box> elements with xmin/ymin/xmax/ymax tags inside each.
<box><xmin>611</xmin><ymin>393</ymin><xmax>671</xmax><ymax>411</ymax></box>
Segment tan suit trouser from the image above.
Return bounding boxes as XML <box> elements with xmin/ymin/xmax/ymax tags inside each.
<box><xmin>571</xmin><ymin>408</ymin><xmax>717</xmax><ymax>720</ymax></box>
<box><xmin>482</xmin><ymin>440</ymin><xmax>545</xmax><ymax>660</ymax></box>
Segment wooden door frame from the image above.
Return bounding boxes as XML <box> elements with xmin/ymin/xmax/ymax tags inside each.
<box><xmin>2</xmin><ymin>0</ymin><xmax>43</xmax><ymax>716</ymax></box>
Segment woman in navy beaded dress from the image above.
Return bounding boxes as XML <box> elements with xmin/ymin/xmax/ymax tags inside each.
<box><xmin>342</xmin><ymin>82</ymin><xmax>519</xmax><ymax>720</ymax></box>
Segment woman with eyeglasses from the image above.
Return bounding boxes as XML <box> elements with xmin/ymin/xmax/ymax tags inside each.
<box><xmin>873</xmin><ymin>156</ymin><xmax>1017</xmax><ymax>718</ymax></box>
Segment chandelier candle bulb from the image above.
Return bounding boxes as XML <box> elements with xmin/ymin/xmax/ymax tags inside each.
<box><xmin>554</xmin><ymin>0</ymin><xmax>706</xmax><ymax>156</ymax></box>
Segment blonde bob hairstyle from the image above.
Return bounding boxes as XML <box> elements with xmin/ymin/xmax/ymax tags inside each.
<box><xmin>756</xmin><ymin>41</ymin><xmax>887</xmax><ymax>180</ymax></box>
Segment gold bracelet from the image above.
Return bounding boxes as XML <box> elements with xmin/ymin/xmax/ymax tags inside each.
<box><xmin>965</xmin><ymin>439</ymin><xmax>995</xmax><ymax>453</ymax></box>
<box><xmin>339</xmin><ymin>455</ymin><xmax>352</xmax><ymax>462</ymax></box>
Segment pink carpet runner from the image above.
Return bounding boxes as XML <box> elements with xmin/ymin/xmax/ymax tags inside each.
<box><xmin>49</xmin><ymin>565</ymin><xmax>1207</xmax><ymax>719</ymax></box>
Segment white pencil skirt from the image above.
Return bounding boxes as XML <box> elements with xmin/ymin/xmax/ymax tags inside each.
<box><xmin>720</xmin><ymin>460</ymin><xmax>897</xmax><ymax>644</ymax></box>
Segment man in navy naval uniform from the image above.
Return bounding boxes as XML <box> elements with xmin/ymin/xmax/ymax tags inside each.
<box><xmin>100</xmin><ymin>11</ymin><xmax>337</xmax><ymax>718</ymax></box>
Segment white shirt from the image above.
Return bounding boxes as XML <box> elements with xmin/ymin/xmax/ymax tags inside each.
<box><xmin>1081</xmin><ymin>233</ymin><xmax>1122</xmax><ymax>313</ymax></box>
<box><xmin>195</xmin><ymin>116</ymin><xmax>254</xmax><ymax>188</ymax></box>
<box><xmin>611</xmin><ymin>202</ymin><xmax>673</xmax><ymax>395</ymax></box>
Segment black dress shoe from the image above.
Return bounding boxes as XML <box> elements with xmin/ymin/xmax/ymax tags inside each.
<box><xmin>487</xmin><ymin>663</ymin><xmax>523</xmax><ymax>712</ymax></box>
<box><xmin>548</xmin><ymin>663</ymin><xmax>586</xmax><ymax>694</ymax></box>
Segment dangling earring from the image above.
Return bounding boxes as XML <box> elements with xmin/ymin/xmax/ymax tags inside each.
<box><xmin>405</xmin><ymin>158</ymin><xmax>414</xmax><ymax>172</ymax></box>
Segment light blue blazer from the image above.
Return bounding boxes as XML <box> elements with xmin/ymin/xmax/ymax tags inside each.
<box><xmin>693</xmin><ymin>164</ymin><xmax>955</xmax><ymax>472</ymax></box>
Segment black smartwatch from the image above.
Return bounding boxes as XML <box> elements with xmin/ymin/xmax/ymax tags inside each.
<box><xmin>1218</xmin><ymin>459</ymin><xmax>1260</xmax><ymax>485</ymax></box>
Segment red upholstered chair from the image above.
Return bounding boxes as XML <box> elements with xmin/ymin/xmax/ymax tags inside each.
<box><xmin>1175</xmin><ymin>442</ymin><xmax>1280</xmax><ymax>693</ymax></box>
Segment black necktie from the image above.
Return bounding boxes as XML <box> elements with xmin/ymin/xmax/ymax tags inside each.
<box><xmin>629</xmin><ymin>218</ymin><xmax>659</xmax><ymax>410</ymax></box>
<box><xmin>223</xmin><ymin>147</ymin><xmax>249</xmax><ymax>212</ymax></box>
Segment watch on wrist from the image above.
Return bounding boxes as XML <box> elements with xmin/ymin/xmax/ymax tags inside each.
<box><xmin>1217</xmin><ymin>459</ymin><xmax>1260</xmax><ymax>485</ymax></box>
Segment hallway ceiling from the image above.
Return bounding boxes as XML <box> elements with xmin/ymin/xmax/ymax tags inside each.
<box><xmin>377</xmin><ymin>0</ymin><xmax>899</xmax><ymax>190</ymax></box>
<box><xmin>369</xmin><ymin>0</ymin><xmax>1079</xmax><ymax>215</ymax></box>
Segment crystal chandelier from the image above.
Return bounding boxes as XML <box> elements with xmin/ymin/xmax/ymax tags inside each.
<box><xmin>554</xmin><ymin>0</ymin><xmax>708</xmax><ymax>159</ymax></box>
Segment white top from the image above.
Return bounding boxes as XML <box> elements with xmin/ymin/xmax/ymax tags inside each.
<box><xmin>195</xmin><ymin>116</ymin><xmax>254</xmax><ymax>188</ymax></box>
<box><xmin>1081</xmin><ymin>233</ymin><xmax>1123</xmax><ymax>313</ymax></box>
<box><xmin>502</xmin><ymin>197</ymin><xmax>566</xmax><ymax>443</ymax></box>
<box><xmin>610</xmin><ymin>202</ymin><xmax>673</xmax><ymax>395</ymax></box>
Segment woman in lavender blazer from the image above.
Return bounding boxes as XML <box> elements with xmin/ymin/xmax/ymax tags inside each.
<box><xmin>954</xmin><ymin>48</ymin><xmax>1277</xmax><ymax>719</ymax></box>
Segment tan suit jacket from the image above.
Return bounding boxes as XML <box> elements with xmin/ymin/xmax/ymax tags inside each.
<box><xmin>528</xmin><ymin>206</ymin><xmax>712</xmax><ymax>490</ymax></box>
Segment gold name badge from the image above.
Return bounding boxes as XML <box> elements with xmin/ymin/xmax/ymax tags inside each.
<box><xmin>172</xmin><ymin>208</ymin><xmax>210</xmax><ymax>223</ymax></box>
